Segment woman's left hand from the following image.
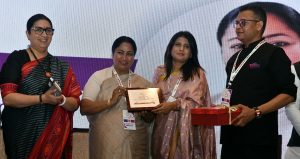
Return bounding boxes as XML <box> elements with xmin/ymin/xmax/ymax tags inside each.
<box><xmin>152</xmin><ymin>101</ymin><xmax>177</xmax><ymax>114</ymax></box>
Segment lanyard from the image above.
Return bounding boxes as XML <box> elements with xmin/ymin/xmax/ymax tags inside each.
<box><xmin>228</xmin><ymin>40</ymin><xmax>266</xmax><ymax>86</ymax></box>
<box><xmin>170</xmin><ymin>78</ymin><xmax>182</xmax><ymax>97</ymax></box>
<box><xmin>28</xmin><ymin>47</ymin><xmax>52</xmax><ymax>78</ymax></box>
<box><xmin>112</xmin><ymin>68</ymin><xmax>132</xmax><ymax>88</ymax></box>
<box><xmin>28</xmin><ymin>47</ymin><xmax>61</xmax><ymax>92</ymax></box>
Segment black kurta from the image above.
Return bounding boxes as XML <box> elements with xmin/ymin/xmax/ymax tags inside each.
<box><xmin>221</xmin><ymin>39</ymin><xmax>296</xmax><ymax>146</ymax></box>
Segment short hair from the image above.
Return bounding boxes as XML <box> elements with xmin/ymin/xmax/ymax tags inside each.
<box><xmin>238</xmin><ymin>4</ymin><xmax>267</xmax><ymax>36</ymax></box>
<box><xmin>217</xmin><ymin>2</ymin><xmax>300</xmax><ymax>46</ymax></box>
<box><xmin>27</xmin><ymin>14</ymin><xmax>53</xmax><ymax>33</ymax></box>
<box><xmin>111</xmin><ymin>36</ymin><xmax>137</xmax><ymax>56</ymax></box>
<box><xmin>164</xmin><ymin>31</ymin><xmax>203</xmax><ymax>81</ymax></box>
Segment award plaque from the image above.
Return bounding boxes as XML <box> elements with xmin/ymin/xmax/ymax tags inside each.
<box><xmin>125</xmin><ymin>88</ymin><xmax>162</xmax><ymax>111</ymax></box>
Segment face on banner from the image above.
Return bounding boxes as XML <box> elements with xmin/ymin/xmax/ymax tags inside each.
<box><xmin>221</xmin><ymin>13</ymin><xmax>300</xmax><ymax>64</ymax></box>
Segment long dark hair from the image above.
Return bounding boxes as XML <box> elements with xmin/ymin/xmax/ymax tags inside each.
<box><xmin>164</xmin><ymin>31</ymin><xmax>203</xmax><ymax>81</ymax></box>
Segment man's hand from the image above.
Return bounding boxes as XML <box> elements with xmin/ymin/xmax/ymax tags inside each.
<box><xmin>231</xmin><ymin>104</ymin><xmax>256</xmax><ymax>127</ymax></box>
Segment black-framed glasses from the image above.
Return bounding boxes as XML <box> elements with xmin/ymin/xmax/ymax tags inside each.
<box><xmin>31</xmin><ymin>27</ymin><xmax>55</xmax><ymax>35</ymax></box>
<box><xmin>233</xmin><ymin>19</ymin><xmax>260</xmax><ymax>28</ymax></box>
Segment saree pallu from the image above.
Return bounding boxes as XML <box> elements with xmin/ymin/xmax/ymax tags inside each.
<box><xmin>1</xmin><ymin>53</ymin><xmax>81</xmax><ymax>159</ymax></box>
<box><xmin>151</xmin><ymin>66</ymin><xmax>216</xmax><ymax>159</ymax></box>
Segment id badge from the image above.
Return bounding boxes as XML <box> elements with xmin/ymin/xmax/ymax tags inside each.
<box><xmin>167</xmin><ymin>96</ymin><xmax>176</xmax><ymax>102</ymax></box>
<box><xmin>221</xmin><ymin>88</ymin><xmax>232</xmax><ymax>107</ymax></box>
<box><xmin>122</xmin><ymin>110</ymin><xmax>136</xmax><ymax>130</ymax></box>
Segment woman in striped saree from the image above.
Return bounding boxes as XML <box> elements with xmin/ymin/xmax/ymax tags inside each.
<box><xmin>0</xmin><ymin>14</ymin><xmax>81</xmax><ymax>159</ymax></box>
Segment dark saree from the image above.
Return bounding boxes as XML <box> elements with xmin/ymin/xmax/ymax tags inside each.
<box><xmin>0</xmin><ymin>50</ymin><xmax>81</xmax><ymax>159</ymax></box>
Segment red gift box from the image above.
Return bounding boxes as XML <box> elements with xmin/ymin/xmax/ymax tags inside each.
<box><xmin>191</xmin><ymin>106</ymin><xmax>241</xmax><ymax>126</ymax></box>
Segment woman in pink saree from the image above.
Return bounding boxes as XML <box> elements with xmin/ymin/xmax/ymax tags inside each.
<box><xmin>151</xmin><ymin>31</ymin><xmax>216</xmax><ymax>159</ymax></box>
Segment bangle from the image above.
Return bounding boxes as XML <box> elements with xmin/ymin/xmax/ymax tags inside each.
<box><xmin>59</xmin><ymin>95</ymin><xmax>66</xmax><ymax>106</ymax></box>
<box><xmin>39</xmin><ymin>94</ymin><xmax>43</xmax><ymax>104</ymax></box>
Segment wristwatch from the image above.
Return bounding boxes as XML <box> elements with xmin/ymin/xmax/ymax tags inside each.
<box><xmin>253</xmin><ymin>107</ymin><xmax>262</xmax><ymax>119</ymax></box>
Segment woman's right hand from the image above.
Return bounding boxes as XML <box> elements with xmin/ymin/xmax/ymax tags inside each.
<box><xmin>152</xmin><ymin>101</ymin><xmax>177</xmax><ymax>114</ymax></box>
<box><xmin>108</xmin><ymin>86</ymin><xmax>126</xmax><ymax>106</ymax></box>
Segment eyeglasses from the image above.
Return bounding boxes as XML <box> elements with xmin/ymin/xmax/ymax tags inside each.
<box><xmin>31</xmin><ymin>27</ymin><xmax>55</xmax><ymax>35</ymax></box>
<box><xmin>233</xmin><ymin>19</ymin><xmax>260</xmax><ymax>28</ymax></box>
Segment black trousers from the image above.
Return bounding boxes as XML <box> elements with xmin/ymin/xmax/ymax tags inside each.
<box><xmin>221</xmin><ymin>144</ymin><xmax>278</xmax><ymax>159</ymax></box>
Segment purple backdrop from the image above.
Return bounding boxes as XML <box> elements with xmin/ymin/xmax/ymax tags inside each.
<box><xmin>0</xmin><ymin>52</ymin><xmax>137</xmax><ymax>88</ymax></box>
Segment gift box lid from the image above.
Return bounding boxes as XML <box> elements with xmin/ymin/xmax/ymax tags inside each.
<box><xmin>191</xmin><ymin>106</ymin><xmax>241</xmax><ymax>114</ymax></box>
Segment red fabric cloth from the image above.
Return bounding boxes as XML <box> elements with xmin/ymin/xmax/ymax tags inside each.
<box><xmin>0</xmin><ymin>59</ymin><xmax>39</xmax><ymax>98</ymax></box>
<box><xmin>21</xmin><ymin>59</ymin><xmax>39</xmax><ymax>80</ymax></box>
<box><xmin>0</xmin><ymin>83</ymin><xmax>18</xmax><ymax>98</ymax></box>
<box><xmin>28</xmin><ymin>67</ymin><xmax>81</xmax><ymax>159</ymax></box>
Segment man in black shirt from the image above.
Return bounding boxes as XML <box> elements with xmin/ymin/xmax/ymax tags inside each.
<box><xmin>220</xmin><ymin>4</ymin><xmax>296</xmax><ymax>159</ymax></box>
